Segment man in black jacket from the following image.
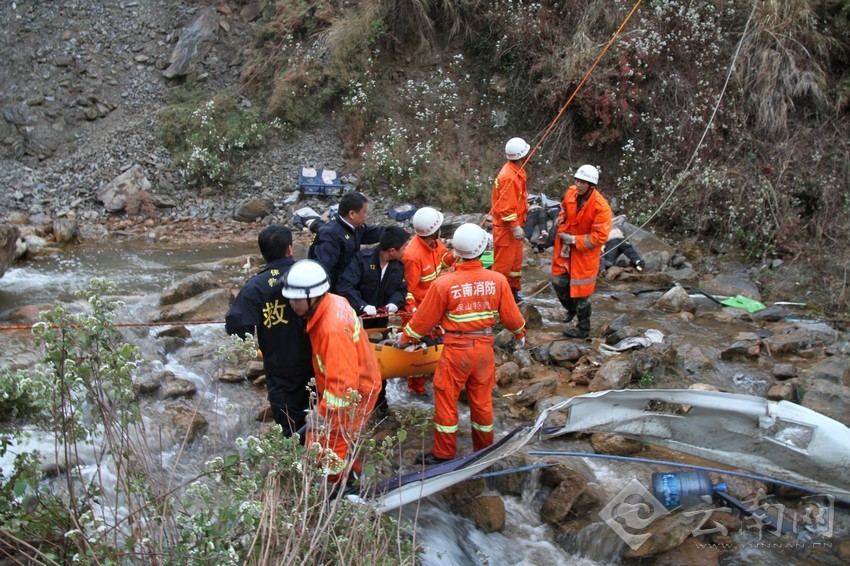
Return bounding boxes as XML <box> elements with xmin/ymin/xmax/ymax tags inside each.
<box><xmin>308</xmin><ymin>192</ymin><xmax>385</xmax><ymax>290</ymax></box>
<box><xmin>225</xmin><ymin>225</ymin><xmax>313</xmax><ymax>438</ymax></box>
<box><xmin>336</xmin><ymin>226</ymin><xmax>410</xmax><ymax>418</ymax></box>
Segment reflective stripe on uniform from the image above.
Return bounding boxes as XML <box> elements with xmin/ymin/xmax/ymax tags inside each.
<box><xmin>403</xmin><ymin>323</ymin><xmax>424</xmax><ymax>340</ymax></box>
<box><xmin>508</xmin><ymin>271</ymin><xmax>522</xmax><ymax>277</ymax></box>
<box><xmin>446</xmin><ymin>310</ymin><xmax>497</xmax><ymax>323</ymax></box>
<box><xmin>570</xmin><ymin>276</ymin><xmax>597</xmax><ymax>286</ymax></box>
<box><xmin>316</xmin><ymin>354</ymin><xmax>326</xmax><ymax>374</ymax></box>
<box><xmin>583</xmin><ymin>234</ymin><xmax>593</xmax><ymax>249</ymax></box>
<box><xmin>434</xmin><ymin>422</ymin><xmax>459</xmax><ymax>434</ymax></box>
<box><xmin>420</xmin><ymin>271</ymin><xmax>438</xmax><ymax>283</ymax></box>
<box><xmin>351</xmin><ymin>312</ymin><xmax>361</xmax><ymax>343</ymax></box>
<box><xmin>511</xmin><ymin>322</ymin><xmax>526</xmax><ymax>335</ymax></box>
<box><xmin>323</xmin><ymin>389</ymin><xmax>351</xmax><ymax>408</ymax></box>
<box><xmin>471</xmin><ymin>421</ymin><xmax>494</xmax><ymax>433</ymax></box>
<box><xmin>502</xmin><ymin>213</ymin><xmax>518</xmax><ymax>222</ymax></box>
<box><xmin>406</xmin><ymin>292</ymin><xmax>415</xmax><ymax>301</ymax></box>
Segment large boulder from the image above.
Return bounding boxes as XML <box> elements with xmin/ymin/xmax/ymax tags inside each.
<box><xmin>456</xmin><ymin>494</ymin><xmax>506</xmax><ymax>532</ymax></box>
<box><xmin>164</xmin><ymin>402</ymin><xmax>208</xmax><ymax>443</ymax></box>
<box><xmin>163</xmin><ymin>8</ymin><xmax>219</xmax><ymax>79</ymax></box>
<box><xmin>548</xmin><ymin>340</ymin><xmax>585</xmax><ymax>365</ymax></box>
<box><xmin>655</xmin><ymin>285</ymin><xmax>696</xmax><ymax>313</ymax></box>
<box><xmin>97</xmin><ymin>165</ymin><xmax>152</xmax><ymax>212</ymax></box>
<box><xmin>808</xmin><ymin>357</ymin><xmax>850</xmax><ymax>386</ymax></box>
<box><xmin>700</xmin><ymin>273</ymin><xmax>761</xmax><ymax>301</ymax></box>
<box><xmin>160</xmin><ymin>271</ymin><xmax>218</xmax><ymax>306</ymax></box>
<box><xmin>0</xmin><ymin>224</ymin><xmax>20</xmax><ymax>278</ymax></box>
<box><xmin>588</xmin><ymin>358</ymin><xmax>632</xmax><ymax>392</ymax></box>
<box><xmin>764</xmin><ymin>330</ymin><xmax>813</xmax><ymax>356</ymax></box>
<box><xmin>155</xmin><ymin>288</ymin><xmax>232</xmax><ymax>322</ymax></box>
<box><xmin>234</xmin><ymin>197</ymin><xmax>274</xmax><ymax>222</ymax></box>
<box><xmin>519</xmin><ymin>303</ymin><xmax>543</xmax><ymax>330</ymax></box>
<box><xmin>625</xmin><ymin>506</ymin><xmax>712</xmax><ymax>558</ymax></box>
<box><xmin>540</xmin><ymin>467</ymin><xmax>588</xmax><ymax>525</ymax></box>
<box><xmin>798</xmin><ymin>378</ymin><xmax>850</xmax><ymax>426</ymax></box>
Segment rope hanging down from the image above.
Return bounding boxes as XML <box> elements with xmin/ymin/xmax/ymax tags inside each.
<box><xmin>521</xmin><ymin>0</ymin><xmax>644</xmax><ymax>169</ymax></box>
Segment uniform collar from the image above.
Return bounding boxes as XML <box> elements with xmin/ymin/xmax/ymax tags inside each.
<box><xmin>456</xmin><ymin>259</ymin><xmax>483</xmax><ymax>270</ymax></box>
<box><xmin>336</xmin><ymin>215</ymin><xmax>356</xmax><ymax>232</ymax></box>
<box><xmin>262</xmin><ymin>257</ymin><xmax>295</xmax><ymax>272</ymax></box>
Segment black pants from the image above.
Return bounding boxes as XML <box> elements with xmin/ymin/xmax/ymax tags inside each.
<box><xmin>552</xmin><ymin>275</ymin><xmax>592</xmax><ymax>331</ymax></box>
<box><xmin>602</xmin><ymin>238</ymin><xmax>642</xmax><ymax>270</ymax></box>
<box><xmin>267</xmin><ymin>375</ymin><xmax>313</xmax><ymax>441</ymax></box>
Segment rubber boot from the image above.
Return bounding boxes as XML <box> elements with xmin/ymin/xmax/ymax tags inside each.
<box><xmin>564</xmin><ymin>300</ymin><xmax>591</xmax><ymax>338</ymax></box>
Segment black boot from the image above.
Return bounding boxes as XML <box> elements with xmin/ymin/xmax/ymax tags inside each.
<box><xmin>563</xmin><ymin>327</ymin><xmax>589</xmax><ymax>338</ymax></box>
<box><xmin>563</xmin><ymin>311</ymin><xmax>575</xmax><ymax>323</ymax></box>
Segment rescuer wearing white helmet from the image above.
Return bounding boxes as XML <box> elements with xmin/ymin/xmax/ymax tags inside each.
<box><xmin>551</xmin><ymin>165</ymin><xmax>613</xmax><ymax>338</ymax></box>
<box><xmin>490</xmin><ymin>136</ymin><xmax>531</xmax><ymax>303</ymax></box>
<box><xmin>281</xmin><ymin>259</ymin><xmax>381</xmax><ymax>481</ymax></box>
<box><xmin>400</xmin><ymin>223</ymin><xmax>526</xmax><ymax>466</ymax></box>
<box><xmin>401</xmin><ymin>206</ymin><xmax>455</xmax><ymax>396</ymax></box>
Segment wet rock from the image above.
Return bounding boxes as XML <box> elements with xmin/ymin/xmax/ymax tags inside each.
<box><xmin>165</xmin><ymin>402</ymin><xmax>208</xmax><ymax>442</ymax></box>
<box><xmin>772</xmin><ymin>363</ymin><xmax>797</xmax><ymax>380</ymax></box>
<box><xmin>515</xmin><ymin>379</ymin><xmax>558</xmax><ymax>407</ymax></box>
<box><xmin>159</xmin><ymin>336</ymin><xmax>186</xmax><ymax>355</ymax></box>
<box><xmin>490</xmin><ymin>456</ymin><xmax>530</xmax><ymax>496</ymax></box>
<box><xmin>642</xmin><ymin>250</ymin><xmax>670</xmax><ymax>273</ymax></box>
<box><xmin>625</xmin><ymin>505</ymin><xmax>712</xmax><ymax>558</ymax></box>
<box><xmin>494</xmin><ymin>329</ymin><xmax>515</xmax><ymax>349</ymax></box>
<box><xmin>512</xmin><ymin>348</ymin><xmax>532</xmax><ymax>369</ymax></box>
<box><xmin>752</xmin><ymin>304</ymin><xmax>789</xmax><ymax>322</ymax></box>
<box><xmin>0</xmin><ymin>224</ymin><xmax>20</xmax><ymax>278</ymax></box>
<box><xmin>535</xmin><ymin>395</ymin><xmax>569</xmax><ymax>427</ymax></box>
<box><xmin>590</xmin><ymin>433</ymin><xmax>643</xmax><ymax>455</ymax></box>
<box><xmin>710</xmin><ymin>473</ymin><xmax>766</xmax><ymax>501</ymax></box>
<box><xmin>826</xmin><ymin>341</ymin><xmax>850</xmax><ymax>356</ymax></box>
<box><xmin>720</xmin><ymin>340</ymin><xmax>761</xmax><ymax>361</ymax></box>
<box><xmin>133</xmin><ymin>373</ymin><xmax>162</xmax><ymax>395</ymax></box>
<box><xmin>767</xmin><ymin>382</ymin><xmax>797</xmax><ymax>401</ymax></box>
<box><xmin>588</xmin><ymin>358</ymin><xmax>632</xmax><ymax>392</ymax></box>
<box><xmin>655</xmin><ymin>285</ymin><xmax>696</xmax><ymax>314</ymax></box>
<box><xmin>603</xmin><ymin>314</ymin><xmax>631</xmax><ymax>336</ymax></box>
<box><xmin>605</xmin><ymin>325</ymin><xmax>641</xmax><ymax>345</ymax></box>
<box><xmin>78</xmin><ymin>223</ymin><xmax>109</xmax><ymax>241</ymax></box>
<box><xmin>676</xmin><ymin>344</ymin><xmax>716</xmax><ymax>374</ymax></box>
<box><xmin>97</xmin><ymin>164</ymin><xmax>152</xmax><ymax>212</ymax></box>
<box><xmin>530</xmin><ymin>345</ymin><xmax>552</xmax><ymax>364</ymax></box>
<box><xmin>807</xmin><ymin>357</ymin><xmax>850</xmax><ymax>385</ymax></box>
<box><xmin>160</xmin><ymin>271</ymin><xmax>217</xmax><ymax>306</ymax></box>
<box><xmin>700</xmin><ymin>273</ymin><xmax>761</xmax><ymax>301</ymax></box>
<box><xmin>540</xmin><ymin>468</ymin><xmax>588</xmax><ymax>525</ymax></box>
<box><xmin>52</xmin><ymin>216</ymin><xmax>78</xmax><ymax>243</ymax></box>
<box><xmin>764</xmin><ymin>331</ymin><xmax>813</xmax><ymax>356</ymax></box>
<box><xmin>798</xmin><ymin>378</ymin><xmax>850</xmax><ymax>426</ymax></box>
<box><xmin>441</xmin><ymin>478</ymin><xmax>486</xmax><ymax>508</ymax></box>
<box><xmin>156</xmin><ymin>288</ymin><xmax>231</xmax><ymax>322</ymax></box>
<box><xmin>219</xmin><ymin>366</ymin><xmax>247</xmax><ymax>383</ymax></box>
<box><xmin>519</xmin><ymin>302</ymin><xmax>543</xmax><ymax>329</ymax></box>
<box><xmin>548</xmin><ymin>340</ymin><xmax>584</xmax><ymax>364</ymax></box>
<box><xmin>234</xmin><ymin>197</ymin><xmax>274</xmax><ymax>222</ymax></box>
<box><xmin>246</xmin><ymin>360</ymin><xmax>265</xmax><ymax>380</ymax></box>
<box><xmin>156</xmin><ymin>325</ymin><xmax>191</xmax><ymax>339</ymax></box>
<box><xmin>163</xmin><ymin>376</ymin><xmax>197</xmax><ymax>399</ymax></box>
<box><xmin>22</xmin><ymin>234</ymin><xmax>48</xmax><ymax>256</ymax></box>
<box><xmin>163</xmin><ymin>8</ymin><xmax>219</xmax><ymax>79</ymax></box>
<box><xmin>496</xmin><ymin>361</ymin><xmax>519</xmax><ymax>387</ymax></box>
<box><xmin>457</xmin><ymin>494</ymin><xmax>505</xmax><ymax>532</ymax></box>
<box><xmin>652</xmin><ymin>537</ymin><xmax>720</xmax><ymax>566</ymax></box>
<box><xmin>5</xmin><ymin>303</ymin><xmax>53</xmax><ymax>323</ymax></box>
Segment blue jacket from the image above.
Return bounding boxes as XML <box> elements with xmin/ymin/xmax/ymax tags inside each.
<box><xmin>336</xmin><ymin>248</ymin><xmax>407</xmax><ymax>313</ymax></box>
<box><xmin>308</xmin><ymin>215</ymin><xmax>384</xmax><ymax>290</ymax></box>
<box><xmin>224</xmin><ymin>258</ymin><xmax>312</xmax><ymax>389</ymax></box>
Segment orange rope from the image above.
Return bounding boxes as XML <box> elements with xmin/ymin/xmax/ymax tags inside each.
<box><xmin>521</xmin><ymin>0</ymin><xmax>643</xmax><ymax>169</ymax></box>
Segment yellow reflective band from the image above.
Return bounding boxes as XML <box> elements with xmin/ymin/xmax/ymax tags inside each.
<box><xmin>351</xmin><ymin>312</ymin><xmax>361</xmax><ymax>343</ymax></box>
<box><xmin>571</xmin><ymin>277</ymin><xmax>597</xmax><ymax>286</ymax></box>
<box><xmin>512</xmin><ymin>322</ymin><xmax>526</xmax><ymax>335</ymax></box>
<box><xmin>471</xmin><ymin>421</ymin><xmax>494</xmax><ymax>433</ymax></box>
<box><xmin>403</xmin><ymin>323</ymin><xmax>424</xmax><ymax>340</ymax></box>
<box><xmin>406</xmin><ymin>292</ymin><xmax>415</xmax><ymax>301</ymax></box>
<box><xmin>508</xmin><ymin>271</ymin><xmax>522</xmax><ymax>277</ymax></box>
<box><xmin>434</xmin><ymin>422</ymin><xmax>459</xmax><ymax>434</ymax></box>
<box><xmin>420</xmin><ymin>271</ymin><xmax>438</xmax><ymax>282</ymax></box>
<box><xmin>323</xmin><ymin>390</ymin><xmax>351</xmax><ymax>409</ymax></box>
<box><xmin>316</xmin><ymin>354</ymin><xmax>325</xmax><ymax>374</ymax></box>
<box><xmin>502</xmin><ymin>213</ymin><xmax>518</xmax><ymax>221</ymax></box>
<box><xmin>446</xmin><ymin>310</ymin><xmax>497</xmax><ymax>323</ymax></box>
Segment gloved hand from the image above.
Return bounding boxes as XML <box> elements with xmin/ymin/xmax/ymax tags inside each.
<box><xmin>363</xmin><ymin>305</ymin><xmax>378</xmax><ymax>316</ymax></box>
<box><xmin>516</xmin><ymin>331</ymin><xmax>527</xmax><ymax>348</ymax></box>
<box><xmin>385</xmin><ymin>303</ymin><xmax>399</xmax><ymax>314</ymax></box>
<box><xmin>304</xmin><ymin>409</ymin><xmax>328</xmax><ymax>432</ymax></box>
<box><xmin>559</xmin><ymin>233</ymin><xmax>576</xmax><ymax>245</ymax></box>
<box><xmin>512</xmin><ymin>225</ymin><xmax>525</xmax><ymax>240</ymax></box>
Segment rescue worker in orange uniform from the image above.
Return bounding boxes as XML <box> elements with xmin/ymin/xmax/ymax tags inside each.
<box><xmin>282</xmin><ymin>259</ymin><xmax>381</xmax><ymax>480</ymax></box>
<box><xmin>402</xmin><ymin>223</ymin><xmax>526</xmax><ymax>466</ymax></box>
<box><xmin>490</xmin><ymin>137</ymin><xmax>530</xmax><ymax>303</ymax></box>
<box><xmin>402</xmin><ymin>206</ymin><xmax>454</xmax><ymax>396</ymax></box>
<box><xmin>552</xmin><ymin>165</ymin><xmax>613</xmax><ymax>338</ymax></box>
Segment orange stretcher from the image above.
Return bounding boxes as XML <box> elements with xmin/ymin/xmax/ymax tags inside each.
<box><xmin>371</xmin><ymin>342</ymin><xmax>443</xmax><ymax>380</ymax></box>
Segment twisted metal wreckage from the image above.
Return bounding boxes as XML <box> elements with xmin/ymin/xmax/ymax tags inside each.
<box><xmin>363</xmin><ymin>389</ymin><xmax>850</xmax><ymax>513</ymax></box>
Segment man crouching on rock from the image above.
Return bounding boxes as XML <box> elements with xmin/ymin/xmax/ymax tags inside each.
<box><xmin>225</xmin><ymin>225</ymin><xmax>314</xmax><ymax>439</ymax></box>
<box><xmin>282</xmin><ymin>259</ymin><xmax>381</xmax><ymax>481</ymax></box>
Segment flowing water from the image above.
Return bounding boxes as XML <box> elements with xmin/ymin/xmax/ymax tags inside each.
<box><xmin>1</xmin><ymin>242</ymin><xmax>846</xmax><ymax>564</ymax></box>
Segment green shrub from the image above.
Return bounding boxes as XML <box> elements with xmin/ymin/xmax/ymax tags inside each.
<box><xmin>159</xmin><ymin>93</ymin><xmax>277</xmax><ymax>185</ymax></box>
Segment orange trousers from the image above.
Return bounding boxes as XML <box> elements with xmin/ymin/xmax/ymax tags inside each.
<box><xmin>306</xmin><ymin>391</ymin><xmax>377</xmax><ymax>477</ymax></box>
<box><xmin>407</xmin><ymin>376</ymin><xmax>427</xmax><ymax>395</ymax></box>
<box><xmin>492</xmin><ymin>225</ymin><xmax>523</xmax><ymax>291</ymax></box>
<box><xmin>431</xmin><ymin>336</ymin><xmax>496</xmax><ymax>460</ymax></box>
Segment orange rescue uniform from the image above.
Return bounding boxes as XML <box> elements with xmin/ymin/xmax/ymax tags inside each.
<box><xmin>490</xmin><ymin>160</ymin><xmax>529</xmax><ymax>291</ymax></box>
<box><xmin>403</xmin><ymin>260</ymin><xmax>525</xmax><ymax>460</ymax></box>
<box><xmin>305</xmin><ymin>293</ymin><xmax>381</xmax><ymax>475</ymax></box>
<box><xmin>551</xmin><ymin>186</ymin><xmax>612</xmax><ymax>297</ymax></box>
<box><xmin>402</xmin><ymin>234</ymin><xmax>454</xmax><ymax>394</ymax></box>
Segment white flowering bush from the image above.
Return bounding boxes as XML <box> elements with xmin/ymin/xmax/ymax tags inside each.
<box><xmin>160</xmin><ymin>94</ymin><xmax>278</xmax><ymax>185</ymax></box>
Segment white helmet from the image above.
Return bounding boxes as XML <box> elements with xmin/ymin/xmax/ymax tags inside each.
<box><xmin>505</xmin><ymin>137</ymin><xmax>530</xmax><ymax>160</ymax></box>
<box><xmin>574</xmin><ymin>164</ymin><xmax>599</xmax><ymax>185</ymax></box>
<box><xmin>412</xmin><ymin>206</ymin><xmax>444</xmax><ymax>237</ymax></box>
<box><xmin>281</xmin><ymin>259</ymin><xmax>330</xmax><ymax>299</ymax></box>
<box><xmin>452</xmin><ymin>223</ymin><xmax>490</xmax><ymax>259</ymax></box>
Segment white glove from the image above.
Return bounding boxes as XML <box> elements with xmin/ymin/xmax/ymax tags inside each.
<box><xmin>385</xmin><ymin>303</ymin><xmax>399</xmax><ymax>314</ymax></box>
<box><xmin>512</xmin><ymin>225</ymin><xmax>525</xmax><ymax>240</ymax></box>
<box><xmin>517</xmin><ymin>335</ymin><xmax>526</xmax><ymax>347</ymax></box>
<box><xmin>559</xmin><ymin>233</ymin><xmax>576</xmax><ymax>245</ymax></box>
<box><xmin>363</xmin><ymin>305</ymin><xmax>378</xmax><ymax>316</ymax></box>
